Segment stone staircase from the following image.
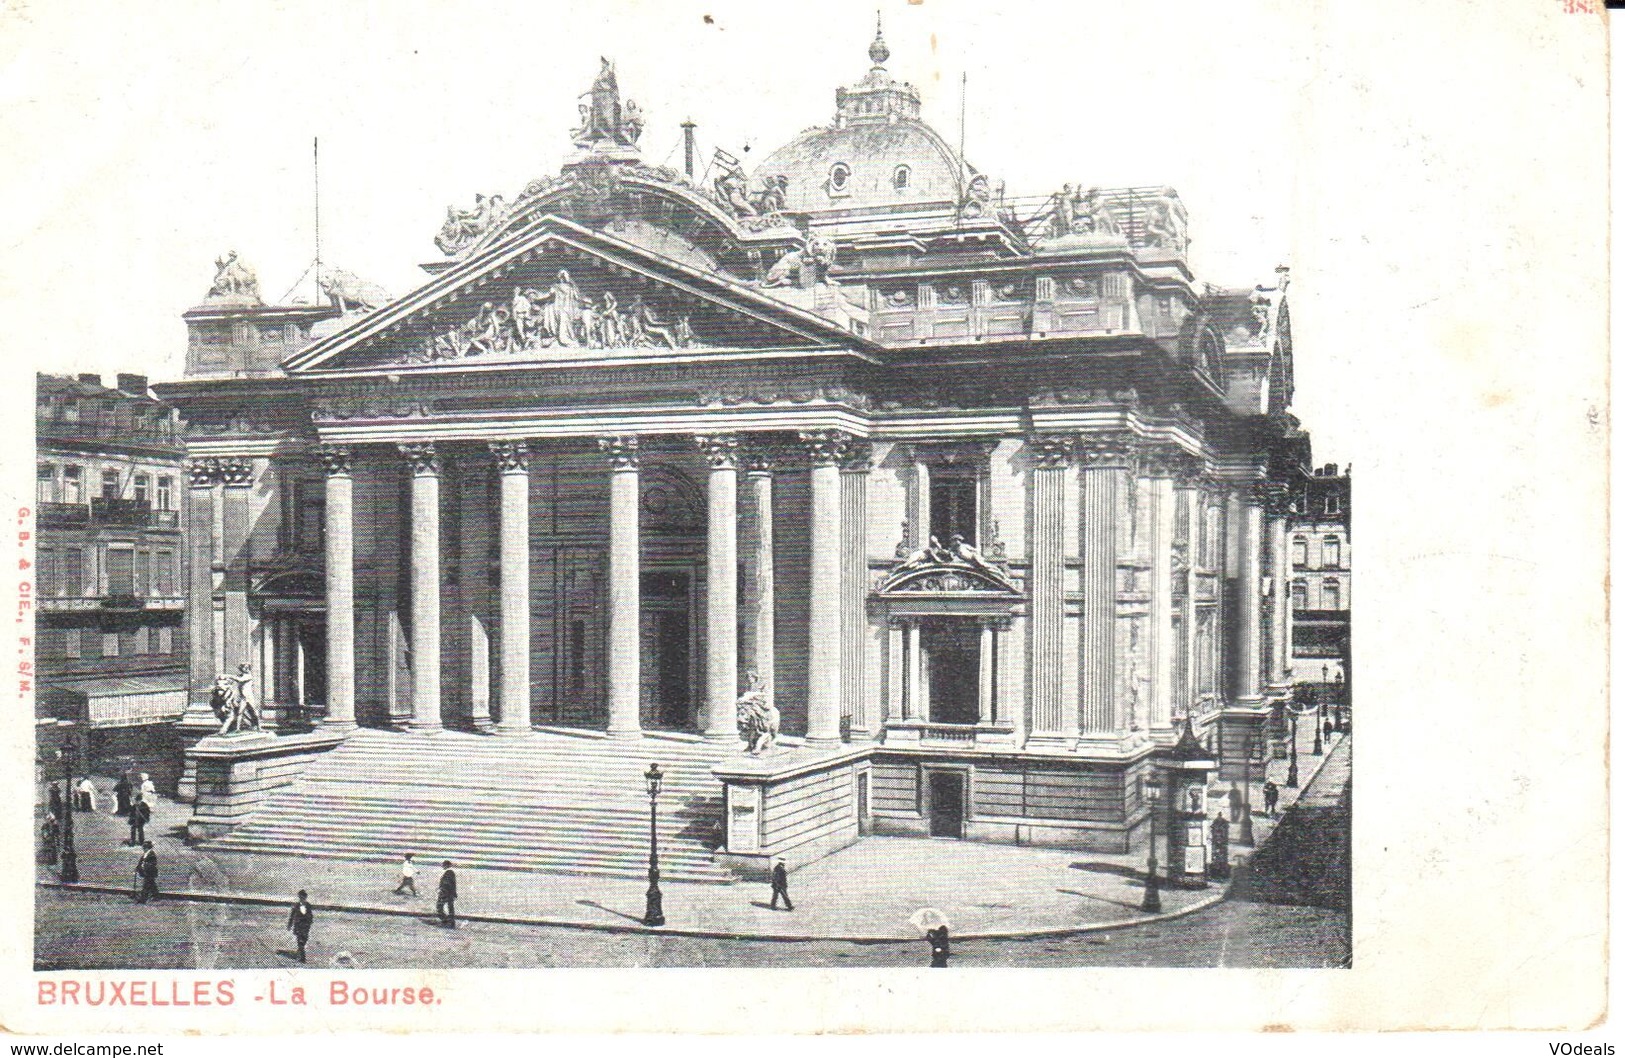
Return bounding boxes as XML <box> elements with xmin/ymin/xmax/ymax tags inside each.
<box><xmin>202</xmin><ymin>727</ymin><xmax>738</xmax><ymax>884</ymax></box>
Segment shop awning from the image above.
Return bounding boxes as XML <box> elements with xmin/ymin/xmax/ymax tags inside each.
<box><xmin>38</xmin><ymin>675</ymin><xmax>188</xmax><ymax>729</ymax></box>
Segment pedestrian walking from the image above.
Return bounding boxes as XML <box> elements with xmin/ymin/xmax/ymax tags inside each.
<box><xmin>768</xmin><ymin>859</ymin><xmax>794</xmax><ymax>911</ymax></box>
<box><xmin>1262</xmin><ymin>780</ymin><xmax>1279</xmax><ymax>817</ymax></box>
<box><xmin>113</xmin><ymin>773</ymin><xmax>132</xmax><ymax>816</ymax></box>
<box><xmin>393</xmin><ymin>852</ymin><xmax>419</xmax><ymax>897</ymax></box>
<box><xmin>436</xmin><ymin>861</ymin><xmax>457</xmax><ymax>928</ymax></box>
<box><xmin>1208</xmin><ymin>813</ymin><xmax>1231</xmax><ymax>881</ymax></box>
<box><xmin>139</xmin><ymin>772</ymin><xmax>156</xmax><ymax>805</ymax></box>
<box><xmin>41</xmin><ymin>811</ymin><xmax>59</xmax><ymax>865</ymax></box>
<box><xmin>75</xmin><ymin>776</ymin><xmax>96</xmax><ymax>813</ymax></box>
<box><xmin>133</xmin><ymin>841</ymin><xmax>159</xmax><ymax>903</ymax></box>
<box><xmin>927</xmin><ymin>925</ymin><xmax>952</xmax><ymax>967</ymax></box>
<box><xmin>128</xmin><ymin>796</ymin><xmax>151</xmax><ymax>846</ymax></box>
<box><xmin>1322</xmin><ymin>716</ymin><xmax>1334</xmax><ymax>743</ymax></box>
<box><xmin>287</xmin><ymin>890</ymin><xmax>315</xmax><ymax>963</ymax></box>
<box><xmin>47</xmin><ymin>782</ymin><xmax>63</xmax><ymax>820</ymax></box>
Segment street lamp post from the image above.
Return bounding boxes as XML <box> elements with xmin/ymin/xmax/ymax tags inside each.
<box><xmin>1141</xmin><ymin>776</ymin><xmax>1162</xmax><ymax>914</ymax></box>
<box><xmin>1236</xmin><ymin>735</ymin><xmax>1256</xmax><ymax>847</ymax></box>
<box><xmin>58</xmin><ymin>744</ymin><xmax>79</xmax><ymax>884</ymax></box>
<box><xmin>1311</xmin><ymin>690</ymin><xmax>1324</xmax><ymax>756</ymax></box>
<box><xmin>642</xmin><ymin>762</ymin><xmax>665</xmax><ymax>927</ymax></box>
<box><xmin>1285</xmin><ymin>709</ymin><xmax>1300</xmax><ymax>788</ymax></box>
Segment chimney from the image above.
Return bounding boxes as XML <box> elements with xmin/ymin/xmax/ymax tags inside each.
<box><xmin>115</xmin><ymin>373</ymin><xmax>149</xmax><ymax>396</ymax></box>
<box><xmin>681</xmin><ymin>121</ymin><xmax>696</xmax><ymax>178</ymax></box>
<box><xmin>76</xmin><ymin>373</ymin><xmax>102</xmax><ymax>387</ymax></box>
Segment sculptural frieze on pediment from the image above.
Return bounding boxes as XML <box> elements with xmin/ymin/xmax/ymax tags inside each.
<box><xmin>406</xmin><ymin>271</ymin><xmax>699</xmax><ymax>363</ymax></box>
<box><xmin>696</xmin><ymin>384</ymin><xmax>870</xmax><ymax>410</ymax></box>
<box><xmin>311</xmin><ymin>398</ymin><xmax>437</xmax><ymax>422</ymax></box>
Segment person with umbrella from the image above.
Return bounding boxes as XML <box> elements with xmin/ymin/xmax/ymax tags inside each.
<box><xmin>909</xmin><ymin>908</ymin><xmax>953</xmax><ymax>967</ymax></box>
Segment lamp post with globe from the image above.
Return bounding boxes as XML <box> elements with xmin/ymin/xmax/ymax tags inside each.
<box><xmin>642</xmin><ymin>762</ymin><xmax>665</xmax><ymax>927</ymax></box>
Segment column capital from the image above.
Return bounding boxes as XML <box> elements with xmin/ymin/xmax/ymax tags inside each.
<box><xmin>488</xmin><ymin>440</ymin><xmax>530</xmax><ymax>473</ymax></box>
<box><xmin>1138</xmin><ymin>445</ymin><xmax>1192</xmax><ymax>479</ymax></box>
<box><xmin>185</xmin><ymin>458</ymin><xmax>221</xmax><ymax>488</ymax></box>
<box><xmin>839</xmin><ymin>439</ymin><xmax>874</xmax><ymax>472</ymax></box>
<box><xmin>398</xmin><ymin>442</ymin><xmax>441</xmax><ymax>476</ymax></box>
<box><xmin>598</xmin><ymin>434</ymin><xmax>640</xmax><ymax>470</ymax></box>
<box><xmin>694</xmin><ymin>433</ymin><xmax>741</xmax><ymax>470</ymax></box>
<box><xmin>1169</xmin><ymin>453</ymin><xmax>1210</xmax><ymax>489</ymax></box>
<box><xmin>1255</xmin><ymin>480</ymin><xmax>1293</xmax><ymax>515</ymax></box>
<box><xmin>1027</xmin><ymin>434</ymin><xmax>1075</xmax><ymax>469</ymax></box>
<box><xmin>316</xmin><ymin>445</ymin><xmax>352</xmax><ymax>477</ymax></box>
<box><xmin>797</xmin><ymin>429</ymin><xmax>853</xmax><ymax>467</ymax></box>
<box><xmin>1075</xmin><ymin>432</ymin><xmax>1138</xmax><ymax>469</ymax></box>
<box><xmin>742</xmin><ymin>443</ymin><xmax>780</xmax><ymax>475</ymax></box>
<box><xmin>217</xmin><ymin>458</ymin><xmax>256</xmax><ymax>488</ymax></box>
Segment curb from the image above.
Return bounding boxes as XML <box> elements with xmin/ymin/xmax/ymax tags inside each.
<box><xmin>36</xmin><ymin>879</ymin><xmax>1228</xmax><ymax>945</ymax></box>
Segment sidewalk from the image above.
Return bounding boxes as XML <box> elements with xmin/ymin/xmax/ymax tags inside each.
<box><xmin>36</xmin><ymin>728</ymin><xmax>1348</xmax><ymax>943</ymax></box>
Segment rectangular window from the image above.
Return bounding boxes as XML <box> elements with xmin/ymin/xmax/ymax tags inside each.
<box><xmin>64</xmin><ymin>629</ymin><xmax>82</xmax><ymax>660</ymax></box>
<box><xmin>102</xmin><ymin>632</ymin><xmax>119</xmax><ymax>657</ymax></box>
<box><xmin>929</xmin><ymin>472</ymin><xmax>979</xmax><ymax>546</ymax></box>
<box><xmin>156</xmin><ymin>476</ymin><xmax>174</xmax><ymax>511</ymax></box>
<box><xmin>62</xmin><ymin>466</ymin><xmax>82</xmax><ymax>504</ymax></box>
<box><xmin>101</xmin><ymin>468</ymin><xmax>121</xmax><ymax>499</ymax></box>
<box><xmin>1323</xmin><ymin>580</ymin><xmax>1342</xmax><ymax>610</ymax></box>
<box><xmin>133</xmin><ymin>626</ymin><xmax>150</xmax><ymax>654</ymax></box>
<box><xmin>133</xmin><ymin>549</ymin><xmax>149</xmax><ymax>596</ymax></box>
<box><xmin>63</xmin><ymin>548</ymin><xmax>84</xmax><ymax>597</ymax></box>
<box><xmin>156</xmin><ymin>550</ymin><xmax>175</xmax><ymax>595</ymax></box>
<box><xmin>118</xmin><ymin>629</ymin><xmax>137</xmax><ymax>656</ymax></box>
<box><xmin>36</xmin><ymin>464</ymin><xmax>54</xmax><ymax>504</ymax></box>
<box><xmin>158</xmin><ymin>626</ymin><xmax>174</xmax><ymax>654</ymax></box>
<box><xmin>35</xmin><ymin>548</ymin><xmax>52</xmax><ymax>596</ymax></box>
<box><xmin>63</xmin><ymin>401</ymin><xmax>79</xmax><ymax>423</ymax></box>
<box><xmin>132</xmin><ymin>473</ymin><xmax>150</xmax><ymax>505</ymax></box>
<box><xmin>1323</xmin><ymin>537</ymin><xmax>1341</xmax><ymax>568</ymax></box>
<box><xmin>1291</xmin><ymin>581</ymin><xmax>1307</xmax><ymax>611</ymax></box>
<box><xmin>107</xmin><ymin>548</ymin><xmax>135</xmax><ymax>596</ymax></box>
<box><xmin>1291</xmin><ymin>538</ymin><xmax>1308</xmax><ymax>567</ymax></box>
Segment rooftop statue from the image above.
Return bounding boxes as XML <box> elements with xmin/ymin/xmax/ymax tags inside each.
<box><xmin>207</xmin><ymin>250</ymin><xmax>261</xmax><ymax>301</ymax></box>
<box><xmin>435</xmin><ymin>194</ymin><xmax>509</xmax><ymax>256</ymax></box>
<box><xmin>319</xmin><ymin>268</ymin><xmax>391</xmax><ymax>313</ymax></box>
<box><xmin>572</xmin><ymin>58</ymin><xmax>643</xmax><ymax>150</ymax></box>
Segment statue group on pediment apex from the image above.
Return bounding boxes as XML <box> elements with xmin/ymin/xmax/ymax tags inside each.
<box><xmin>435</xmin><ymin>194</ymin><xmax>510</xmax><ymax>257</ymax></box>
<box><xmin>571</xmin><ymin>58</ymin><xmax>644</xmax><ymax>152</ymax></box>
<box><xmin>207</xmin><ymin>250</ymin><xmax>261</xmax><ymax>301</ymax></box>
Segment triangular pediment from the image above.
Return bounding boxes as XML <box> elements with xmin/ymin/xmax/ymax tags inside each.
<box><xmin>284</xmin><ymin>217</ymin><xmax>871</xmax><ymax>373</ymax></box>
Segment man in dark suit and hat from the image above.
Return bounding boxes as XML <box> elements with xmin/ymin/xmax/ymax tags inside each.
<box><xmin>436</xmin><ymin>861</ymin><xmax>458</xmax><ymax>928</ymax></box>
<box><xmin>287</xmin><ymin>890</ymin><xmax>315</xmax><ymax>962</ymax></box>
<box><xmin>133</xmin><ymin>841</ymin><xmax>159</xmax><ymax>904</ymax></box>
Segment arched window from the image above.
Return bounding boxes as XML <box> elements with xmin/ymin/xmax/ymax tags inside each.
<box><xmin>892</xmin><ymin>164</ymin><xmax>911</xmax><ymax>190</ymax></box>
<box><xmin>829</xmin><ymin>163</ymin><xmax>851</xmax><ymax>192</ymax></box>
<box><xmin>1323</xmin><ymin>536</ymin><xmax>1341</xmax><ymax>568</ymax></box>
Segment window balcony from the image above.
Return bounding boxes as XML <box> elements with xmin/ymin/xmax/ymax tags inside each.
<box><xmin>39</xmin><ymin>500</ymin><xmax>178</xmax><ymax>530</ymax></box>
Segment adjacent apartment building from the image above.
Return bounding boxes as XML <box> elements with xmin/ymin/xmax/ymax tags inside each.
<box><xmin>35</xmin><ymin>372</ymin><xmax>188</xmax><ymax>785</ymax></box>
<box><xmin>1289</xmin><ymin>462</ymin><xmax>1350</xmax><ymax>699</ymax></box>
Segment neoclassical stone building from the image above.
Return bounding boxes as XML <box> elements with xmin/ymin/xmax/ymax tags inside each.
<box><xmin>159</xmin><ymin>33</ymin><xmax>1310</xmax><ymax>861</ymax></box>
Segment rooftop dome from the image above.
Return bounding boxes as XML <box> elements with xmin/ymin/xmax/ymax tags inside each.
<box><xmin>751</xmin><ymin>21</ymin><xmax>970</xmax><ymax>213</ymax></box>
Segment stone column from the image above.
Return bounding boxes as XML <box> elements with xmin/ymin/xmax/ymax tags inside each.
<box><xmin>1265</xmin><ymin>484</ymin><xmax>1292</xmax><ymax>692</ymax></box>
<box><xmin>1175</xmin><ymin>464</ymin><xmax>1204</xmax><ymax>719</ymax></box>
<box><xmin>908</xmin><ymin>449</ymin><xmax>931</xmax><ymax>546</ymax></box>
<box><xmin>318</xmin><ymin>446</ymin><xmax>356</xmax><ymax>730</ymax></box>
<box><xmin>978</xmin><ymin>619</ymin><xmax>997</xmax><ymax>725</ymax></box>
<box><xmin>741</xmin><ymin>448</ymin><xmax>777</xmax><ymax>709</ymax></box>
<box><xmin>1027</xmin><ymin>435</ymin><xmax>1072</xmax><ymax>740</ymax></box>
<box><xmin>1145</xmin><ymin>452</ymin><xmax>1177</xmax><ymax>732</ymax></box>
<box><xmin>1077</xmin><ymin>435</ymin><xmax>1134</xmax><ymax>736</ymax></box>
<box><xmin>182</xmin><ymin>459</ymin><xmax>220</xmax><ymax>727</ymax></box>
<box><xmin>600</xmin><ymin>436</ymin><xmax>642</xmax><ymax>740</ymax></box>
<box><xmin>696</xmin><ymin>434</ymin><xmax>740</xmax><ymax>742</ymax></box>
<box><xmin>1236</xmin><ymin>488</ymin><xmax>1265</xmax><ymax>704</ymax></box>
<box><xmin>218</xmin><ymin>459</ymin><xmax>255</xmax><ymax>675</ymax></box>
<box><xmin>906</xmin><ymin>621</ymin><xmax>923</xmax><ymax>721</ymax></box>
<box><xmin>799</xmin><ymin>430</ymin><xmax>848</xmax><ymax>746</ymax></box>
<box><xmin>885</xmin><ymin>618</ymin><xmax>905</xmax><ymax>722</ymax></box>
<box><xmin>841</xmin><ymin>443</ymin><xmax>873</xmax><ymax>739</ymax></box>
<box><xmin>491</xmin><ymin>441</ymin><xmax>532</xmax><ymax>735</ymax></box>
<box><xmin>400</xmin><ymin>443</ymin><xmax>443</xmax><ymax>733</ymax></box>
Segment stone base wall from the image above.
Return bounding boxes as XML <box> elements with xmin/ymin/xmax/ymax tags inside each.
<box><xmin>184</xmin><ymin>729</ymin><xmax>349</xmax><ymax>840</ymax></box>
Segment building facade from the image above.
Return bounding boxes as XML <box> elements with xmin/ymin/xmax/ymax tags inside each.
<box><xmin>35</xmin><ymin>373</ymin><xmax>189</xmax><ymax>783</ymax></box>
<box><xmin>157</xmin><ymin>36</ymin><xmax>1312</xmax><ymax>859</ymax></box>
<box><xmin>1290</xmin><ymin>463</ymin><xmax>1350</xmax><ymax>697</ymax></box>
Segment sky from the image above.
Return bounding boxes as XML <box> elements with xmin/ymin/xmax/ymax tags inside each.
<box><xmin>0</xmin><ymin>0</ymin><xmax>1352</xmax><ymax>454</ymax></box>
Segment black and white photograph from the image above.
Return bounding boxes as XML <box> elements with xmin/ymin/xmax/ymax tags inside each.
<box><xmin>3</xmin><ymin>0</ymin><xmax>1608</xmax><ymax>1041</ymax></box>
